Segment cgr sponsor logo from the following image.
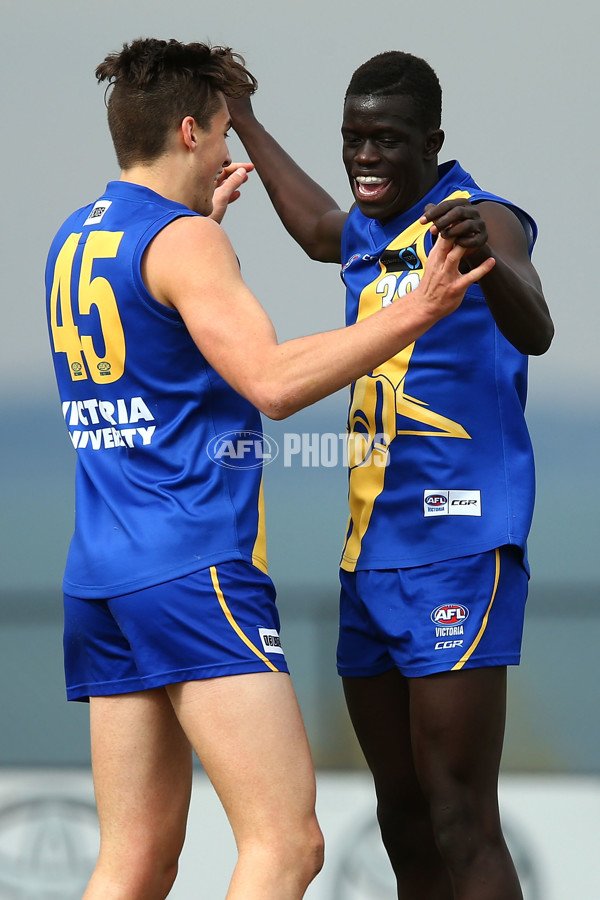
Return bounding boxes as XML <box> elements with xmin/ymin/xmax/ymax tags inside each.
<box><xmin>435</xmin><ymin>640</ymin><xmax>464</xmax><ymax>650</ymax></box>
<box><xmin>424</xmin><ymin>489</ymin><xmax>481</xmax><ymax>517</ymax></box>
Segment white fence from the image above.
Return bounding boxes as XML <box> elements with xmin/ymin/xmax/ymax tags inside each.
<box><xmin>0</xmin><ymin>769</ymin><xmax>597</xmax><ymax>899</ymax></box>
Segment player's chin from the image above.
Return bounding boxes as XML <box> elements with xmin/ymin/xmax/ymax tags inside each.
<box><xmin>354</xmin><ymin>186</ymin><xmax>401</xmax><ymax>222</ymax></box>
<box><xmin>355</xmin><ymin>198</ymin><xmax>397</xmax><ymax>222</ymax></box>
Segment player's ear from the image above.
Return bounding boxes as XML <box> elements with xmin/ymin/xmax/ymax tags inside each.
<box><xmin>181</xmin><ymin>116</ymin><xmax>198</xmax><ymax>152</ymax></box>
<box><xmin>424</xmin><ymin>129</ymin><xmax>444</xmax><ymax>159</ymax></box>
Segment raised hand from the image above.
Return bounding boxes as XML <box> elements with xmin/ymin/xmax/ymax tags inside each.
<box><xmin>420</xmin><ymin>199</ymin><xmax>489</xmax><ymax>253</ymax></box>
<box><xmin>417</xmin><ymin>233</ymin><xmax>496</xmax><ymax>319</ymax></box>
<box><xmin>210</xmin><ymin>163</ymin><xmax>255</xmax><ymax>224</ymax></box>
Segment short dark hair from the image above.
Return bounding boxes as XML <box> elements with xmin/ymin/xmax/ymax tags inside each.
<box><xmin>345</xmin><ymin>51</ymin><xmax>442</xmax><ymax>131</ymax></box>
<box><xmin>96</xmin><ymin>38</ymin><xmax>257</xmax><ymax>169</ymax></box>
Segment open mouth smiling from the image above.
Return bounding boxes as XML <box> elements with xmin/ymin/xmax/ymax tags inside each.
<box><xmin>354</xmin><ymin>175</ymin><xmax>392</xmax><ymax>201</ymax></box>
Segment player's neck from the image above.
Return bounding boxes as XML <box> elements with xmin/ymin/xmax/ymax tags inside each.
<box><xmin>119</xmin><ymin>161</ymin><xmax>190</xmax><ymax>209</ymax></box>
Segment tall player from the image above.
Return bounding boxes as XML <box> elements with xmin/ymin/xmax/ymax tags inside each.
<box><xmin>228</xmin><ymin>51</ymin><xmax>553</xmax><ymax>900</ymax></box>
<box><xmin>44</xmin><ymin>40</ymin><xmax>493</xmax><ymax>900</ymax></box>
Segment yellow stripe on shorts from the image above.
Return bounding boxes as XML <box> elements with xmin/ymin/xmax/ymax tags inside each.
<box><xmin>209</xmin><ymin>565</ymin><xmax>278</xmax><ymax>673</ymax></box>
<box><xmin>452</xmin><ymin>548</ymin><xmax>501</xmax><ymax>671</ymax></box>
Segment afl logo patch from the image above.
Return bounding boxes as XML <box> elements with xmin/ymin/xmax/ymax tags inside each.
<box><xmin>431</xmin><ymin>604</ymin><xmax>470</xmax><ymax>626</ymax></box>
<box><xmin>425</xmin><ymin>494</ymin><xmax>448</xmax><ymax>507</ymax></box>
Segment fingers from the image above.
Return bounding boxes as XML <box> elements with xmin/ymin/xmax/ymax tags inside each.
<box><xmin>421</xmin><ymin>200</ymin><xmax>487</xmax><ymax>248</ymax></box>
<box><xmin>222</xmin><ymin>161</ymin><xmax>256</xmax><ymax>177</ymax></box>
<box><xmin>226</xmin><ymin>94</ymin><xmax>255</xmax><ymax>122</ymax></box>
<box><xmin>459</xmin><ymin>254</ymin><xmax>496</xmax><ymax>286</ymax></box>
<box><xmin>213</xmin><ymin>166</ymin><xmax>252</xmax><ymax>204</ymax></box>
<box><xmin>426</xmin><ymin>234</ymin><xmax>495</xmax><ymax>283</ymax></box>
<box><xmin>222</xmin><ymin>166</ymin><xmax>248</xmax><ymax>191</ymax></box>
<box><xmin>210</xmin><ymin>166</ymin><xmax>254</xmax><ymax>223</ymax></box>
<box><xmin>426</xmin><ymin>233</ymin><xmax>466</xmax><ymax>265</ymax></box>
<box><xmin>420</xmin><ymin>199</ymin><xmax>476</xmax><ymax>225</ymax></box>
<box><xmin>214</xmin><ymin>163</ymin><xmax>254</xmax><ymax>191</ymax></box>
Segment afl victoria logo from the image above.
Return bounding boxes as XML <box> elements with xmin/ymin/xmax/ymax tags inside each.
<box><xmin>0</xmin><ymin>797</ymin><xmax>99</xmax><ymax>898</ymax></box>
<box><xmin>431</xmin><ymin>604</ymin><xmax>470</xmax><ymax>626</ymax></box>
<box><xmin>425</xmin><ymin>494</ymin><xmax>447</xmax><ymax>507</ymax></box>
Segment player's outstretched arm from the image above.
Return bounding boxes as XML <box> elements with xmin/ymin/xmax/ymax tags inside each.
<box><xmin>228</xmin><ymin>96</ymin><xmax>346</xmax><ymax>263</ymax></box>
<box><xmin>144</xmin><ymin>217</ymin><xmax>494</xmax><ymax>420</ymax></box>
<box><xmin>421</xmin><ymin>198</ymin><xmax>553</xmax><ymax>355</ymax></box>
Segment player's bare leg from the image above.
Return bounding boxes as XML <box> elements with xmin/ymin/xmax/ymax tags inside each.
<box><xmin>167</xmin><ymin>671</ymin><xmax>324</xmax><ymax>900</ymax></box>
<box><xmin>82</xmin><ymin>688</ymin><xmax>193</xmax><ymax>900</ymax></box>
<box><xmin>409</xmin><ymin>666</ymin><xmax>523</xmax><ymax>900</ymax></box>
<box><xmin>343</xmin><ymin>669</ymin><xmax>453</xmax><ymax>899</ymax></box>
<box><xmin>345</xmin><ymin>666</ymin><xmax>522</xmax><ymax>900</ymax></box>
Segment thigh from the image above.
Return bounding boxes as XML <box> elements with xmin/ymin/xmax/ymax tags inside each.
<box><xmin>89</xmin><ymin>688</ymin><xmax>193</xmax><ymax>856</ymax></box>
<box><xmin>167</xmin><ymin>672</ymin><xmax>317</xmax><ymax>843</ymax></box>
<box><xmin>342</xmin><ymin>670</ymin><xmax>423</xmax><ymax>804</ymax></box>
<box><xmin>409</xmin><ymin>666</ymin><xmax>508</xmax><ymax>801</ymax></box>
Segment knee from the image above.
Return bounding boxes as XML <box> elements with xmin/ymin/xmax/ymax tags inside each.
<box><xmin>282</xmin><ymin>817</ymin><xmax>325</xmax><ymax>886</ymax></box>
<box><xmin>94</xmin><ymin>831</ymin><xmax>184</xmax><ymax>899</ymax></box>
<box><xmin>307</xmin><ymin>819</ymin><xmax>326</xmax><ymax>881</ymax></box>
<box><xmin>376</xmin><ymin>797</ymin><xmax>434</xmax><ymax>864</ymax></box>
<box><xmin>429</xmin><ymin>795</ymin><xmax>499</xmax><ymax>867</ymax></box>
<box><xmin>246</xmin><ymin>816</ymin><xmax>324</xmax><ymax>888</ymax></box>
<box><xmin>430</xmin><ymin>802</ymin><xmax>470</xmax><ymax>862</ymax></box>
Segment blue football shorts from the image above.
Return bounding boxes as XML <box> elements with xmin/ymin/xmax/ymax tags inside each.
<box><xmin>337</xmin><ymin>545</ymin><xmax>528</xmax><ymax>678</ymax></box>
<box><xmin>63</xmin><ymin>560</ymin><xmax>289</xmax><ymax>701</ymax></box>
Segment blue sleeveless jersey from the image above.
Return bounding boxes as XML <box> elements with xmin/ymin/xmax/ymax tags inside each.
<box><xmin>340</xmin><ymin>161</ymin><xmax>537</xmax><ymax>572</ymax></box>
<box><xmin>46</xmin><ymin>181</ymin><xmax>267</xmax><ymax>598</ymax></box>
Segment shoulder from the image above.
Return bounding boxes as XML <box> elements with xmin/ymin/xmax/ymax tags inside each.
<box><xmin>149</xmin><ymin>214</ymin><xmax>239</xmax><ymax>267</ymax></box>
<box><xmin>142</xmin><ymin>216</ymin><xmax>241</xmax><ymax>308</ymax></box>
<box><xmin>473</xmin><ymin>199</ymin><xmax>536</xmax><ymax>251</ymax></box>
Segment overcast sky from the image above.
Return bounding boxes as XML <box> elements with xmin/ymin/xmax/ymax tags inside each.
<box><xmin>1</xmin><ymin>0</ymin><xmax>598</xmax><ymax>589</ymax></box>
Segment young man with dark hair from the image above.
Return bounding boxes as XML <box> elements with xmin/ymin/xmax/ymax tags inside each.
<box><xmin>228</xmin><ymin>49</ymin><xmax>553</xmax><ymax>900</ymax></box>
<box><xmin>45</xmin><ymin>40</ymin><xmax>490</xmax><ymax>900</ymax></box>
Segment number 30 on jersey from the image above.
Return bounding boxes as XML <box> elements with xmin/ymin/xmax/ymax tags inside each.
<box><xmin>49</xmin><ymin>230</ymin><xmax>125</xmax><ymax>384</ymax></box>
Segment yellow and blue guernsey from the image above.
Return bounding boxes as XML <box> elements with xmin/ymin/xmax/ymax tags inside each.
<box><xmin>46</xmin><ymin>181</ymin><xmax>267</xmax><ymax>599</ymax></box>
<box><xmin>340</xmin><ymin>161</ymin><xmax>537</xmax><ymax>572</ymax></box>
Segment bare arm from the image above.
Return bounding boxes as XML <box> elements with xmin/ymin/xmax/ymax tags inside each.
<box><xmin>228</xmin><ymin>96</ymin><xmax>346</xmax><ymax>263</ymax></box>
<box><xmin>421</xmin><ymin>199</ymin><xmax>553</xmax><ymax>355</ymax></box>
<box><xmin>142</xmin><ymin>216</ymin><xmax>495</xmax><ymax>420</ymax></box>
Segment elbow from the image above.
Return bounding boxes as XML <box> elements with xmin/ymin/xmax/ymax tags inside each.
<box><xmin>524</xmin><ymin>319</ymin><xmax>555</xmax><ymax>356</ymax></box>
<box><xmin>252</xmin><ymin>386</ymin><xmax>300</xmax><ymax>421</ymax></box>
<box><xmin>305</xmin><ymin>243</ymin><xmax>341</xmax><ymax>264</ymax></box>
<box><xmin>260</xmin><ymin>400</ymin><xmax>289</xmax><ymax>421</ymax></box>
<box><xmin>241</xmin><ymin>360</ymin><xmax>304</xmax><ymax>420</ymax></box>
<box><xmin>506</xmin><ymin>312</ymin><xmax>555</xmax><ymax>356</ymax></box>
